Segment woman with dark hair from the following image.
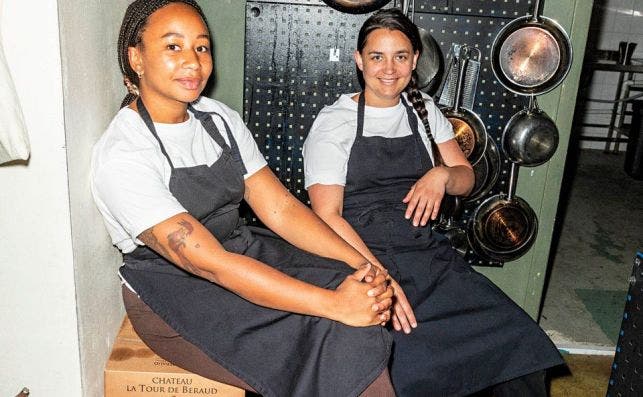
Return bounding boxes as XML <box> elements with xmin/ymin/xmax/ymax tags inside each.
<box><xmin>91</xmin><ymin>1</ymin><xmax>398</xmax><ymax>396</ymax></box>
<box><xmin>304</xmin><ymin>8</ymin><xmax>563</xmax><ymax>396</ymax></box>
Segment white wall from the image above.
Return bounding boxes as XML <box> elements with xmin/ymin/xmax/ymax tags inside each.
<box><xmin>580</xmin><ymin>0</ymin><xmax>643</xmax><ymax>149</ymax></box>
<box><xmin>57</xmin><ymin>1</ymin><xmax>131</xmax><ymax>396</ymax></box>
<box><xmin>0</xmin><ymin>1</ymin><xmax>247</xmax><ymax>396</ymax></box>
<box><xmin>0</xmin><ymin>0</ymin><xmax>82</xmax><ymax>395</ymax></box>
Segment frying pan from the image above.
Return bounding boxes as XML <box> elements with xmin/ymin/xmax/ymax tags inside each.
<box><xmin>464</xmin><ymin>137</ymin><xmax>501</xmax><ymax>203</ymax></box>
<box><xmin>467</xmin><ymin>163</ymin><xmax>538</xmax><ymax>262</ymax></box>
<box><xmin>322</xmin><ymin>0</ymin><xmax>392</xmax><ymax>14</ymax></box>
<box><xmin>403</xmin><ymin>0</ymin><xmax>442</xmax><ymax>91</ymax></box>
<box><xmin>502</xmin><ymin>96</ymin><xmax>559</xmax><ymax>167</ymax></box>
<box><xmin>441</xmin><ymin>45</ymin><xmax>487</xmax><ymax>166</ymax></box>
<box><xmin>490</xmin><ymin>0</ymin><xmax>572</xmax><ymax>96</ymax></box>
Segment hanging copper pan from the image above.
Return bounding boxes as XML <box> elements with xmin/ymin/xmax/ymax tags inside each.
<box><xmin>467</xmin><ymin>163</ymin><xmax>538</xmax><ymax>262</ymax></box>
<box><xmin>442</xmin><ymin>45</ymin><xmax>487</xmax><ymax>166</ymax></box>
<box><xmin>490</xmin><ymin>0</ymin><xmax>572</xmax><ymax>96</ymax></box>
<box><xmin>322</xmin><ymin>0</ymin><xmax>392</xmax><ymax>14</ymax></box>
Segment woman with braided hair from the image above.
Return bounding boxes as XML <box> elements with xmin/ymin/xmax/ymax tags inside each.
<box><xmin>304</xmin><ymin>8</ymin><xmax>563</xmax><ymax>397</ymax></box>
<box><xmin>91</xmin><ymin>1</ymin><xmax>400</xmax><ymax>396</ymax></box>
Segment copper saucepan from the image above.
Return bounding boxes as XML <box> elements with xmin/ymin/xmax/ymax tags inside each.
<box><xmin>321</xmin><ymin>0</ymin><xmax>392</xmax><ymax>14</ymax></box>
<box><xmin>441</xmin><ymin>45</ymin><xmax>487</xmax><ymax>166</ymax></box>
<box><xmin>490</xmin><ymin>0</ymin><xmax>572</xmax><ymax>96</ymax></box>
<box><xmin>467</xmin><ymin>163</ymin><xmax>538</xmax><ymax>262</ymax></box>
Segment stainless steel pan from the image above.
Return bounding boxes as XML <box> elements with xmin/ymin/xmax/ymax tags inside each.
<box><xmin>322</xmin><ymin>0</ymin><xmax>392</xmax><ymax>14</ymax></box>
<box><xmin>502</xmin><ymin>96</ymin><xmax>559</xmax><ymax>167</ymax></box>
<box><xmin>490</xmin><ymin>0</ymin><xmax>572</xmax><ymax>96</ymax></box>
<box><xmin>403</xmin><ymin>0</ymin><xmax>442</xmax><ymax>91</ymax></box>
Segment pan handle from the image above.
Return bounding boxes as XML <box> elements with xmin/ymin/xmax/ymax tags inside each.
<box><xmin>452</xmin><ymin>45</ymin><xmax>470</xmax><ymax>112</ymax></box>
<box><xmin>507</xmin><ymin>162</ymin><xmax>520</xmax><ymax>200</ymax></box>
<box><xmin>530</xmin><ymin>0</ymin><xmax>543</xmax><ymax>23</ymax></box>
<box><xmin>469</xmin><ymin>46</ymin><xmax>482</xmax><ymax>63</ymax></box>
<box><xmin>528</xmin><ymin>95</ymin><xmax>536</xmax><ymax>112</ymax></box>
<box><xmin>402</xmin><ymin>0</ymin><xmax>415</xmax><ymax>22</ymax></box>
<box><xmin>527</xmin><ymin>95</ymin><xmax>542</xmax><ymax>114</ymax></box>
<box><xmin>401</xmin><ymin>0</ymin><xmax>409</xmax><ymax>16</ymax></box>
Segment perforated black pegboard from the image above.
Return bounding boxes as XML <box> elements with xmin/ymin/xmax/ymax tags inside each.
<box><xmin>244</xmin><ymin>1</ymin><xmax>369</xmax><ymax>204</ymax></box>
<box><xmin>412</xmin><ymin>0</ymin><xmax>531</xmax><ymax>17</ymax></box>
<box><xmin>243</xmin><ymin>0</ymin><xmax>534</xmax><ymax>266</ymax></box>
<box><xmin>607</xmin><ymin>252</ymin><xmax>643</xmax><ymax>397</ymax></box>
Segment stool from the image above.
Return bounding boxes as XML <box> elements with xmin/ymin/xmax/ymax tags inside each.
<box><xmin>105</xmin><ymin>316</ymin><xmax>246</xmax><ymax>397</ymax></box>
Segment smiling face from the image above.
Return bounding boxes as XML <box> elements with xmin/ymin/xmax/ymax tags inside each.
<box><xmin>128</xmin><ymin>2</ymin><xmax>213</xmax><ymax>118</ymax></box>
<box><xmin>354</xmin><ymin>28</ymin><xmax>418</xmax><ymax>108</ymax></box>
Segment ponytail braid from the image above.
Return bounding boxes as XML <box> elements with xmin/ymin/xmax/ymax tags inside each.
<box><xmin>405</xmin><ymin>72</ymin><xmax>444</xmax><ymax>167</ymax></box>
<box><xmin>116</xmin><ymin>0</ymin><xmax>208</xmax><ymax>108</ymax></box>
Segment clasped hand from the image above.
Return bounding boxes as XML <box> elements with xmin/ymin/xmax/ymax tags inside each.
<box><xmin>334</xmin><ymin>263</ymin><xmax>394</xmax><ymax>327</ymax></box>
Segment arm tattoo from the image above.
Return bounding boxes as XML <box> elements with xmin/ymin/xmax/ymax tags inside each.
<box><xmin>166</xmin><ymin>220</ymin><xmax>205</xmax><ymax>277</ymax></box>
<box><xmin>139</xmin><ymin>229</ymin><xmax>171</xmax><ymax>259</ymax></box>
<box><xmin>140</xmin><ymin>220</ymin><xmax>208</xmax><ymax>279</ymax></box>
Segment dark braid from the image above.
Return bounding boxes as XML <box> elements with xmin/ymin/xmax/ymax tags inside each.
<box><xmin>117</xmin><ymin>0</ymin><xmax>209</xmax><ymax>108</ymax></box>
<box><xmin>404</xmin><ymin>73</ymin><xmax>443</xmax><ymax>167</ymax></box>
<box><xmin>357</xmin><ymin>8</ymin><xmax>443</xmax><ymax>167</ymax></box>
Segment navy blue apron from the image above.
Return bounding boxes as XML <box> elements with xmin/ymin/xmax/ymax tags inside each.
<box><xmin>342</xmin><ymin>93</ymin><xmax>563</xmax><ymax>396</ymax></box>
<box><xmin>120</xmin><ymin>98</ymin><xmax>392</xmax><ymax>397</ymax></box>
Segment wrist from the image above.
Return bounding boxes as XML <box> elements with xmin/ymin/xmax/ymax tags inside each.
<box><xmin>365</xmin><ymin>257</ymin><xmax>388</xmax><ymax>272</ymax></box>
<box><xmin>321</xmin><ymin>288</ymin><xmax>343</xmax><ymax>322</ymax></box>
<box><xmin>437</xmin><ymin>166</ymin><xmax>451</xmax><ymax>184</ymax></box>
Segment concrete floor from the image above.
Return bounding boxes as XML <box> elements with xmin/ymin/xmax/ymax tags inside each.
<box><xmin>539</xmin><ymin>149</ymin><xmax>643</xmax><ymax>348</ymax></box>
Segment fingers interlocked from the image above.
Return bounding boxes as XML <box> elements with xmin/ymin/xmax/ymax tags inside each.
<box><xmin>367</xmin><ymin>273</ymin><xmax>394</xmax><ymax>325</ymax></box>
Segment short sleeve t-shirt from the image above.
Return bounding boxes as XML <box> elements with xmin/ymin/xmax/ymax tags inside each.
<box><xmin>303</xmin><ymin>92</ymin><xmax>454</xmax><ymax>188</ymax></box>
<box><xmin>91</xmin><ymin>96</ymin><xmax>267</xmax><ymax>253</ymax></box>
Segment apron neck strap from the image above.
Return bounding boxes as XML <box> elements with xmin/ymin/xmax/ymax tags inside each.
<box><xmin>356</xmin><ymin>92</ymin><xmax>366</xmax><ymax>138</ymax></box>
<box><xmin>135</xmin><ymin>98</ymin><xmax>247</xmax><ymax>175</ymax></box>
<box><xmin>189</xmin><ymin>105</ymin><xmax>248</xmax><ymax>175</ymax></box>
<box><xmin>136</xmin><ymin>97</ymin><xmax>175</xmax><ymax>169</ymax></box>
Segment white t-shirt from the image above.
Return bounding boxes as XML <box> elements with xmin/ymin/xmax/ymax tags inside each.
<box><xmin>91</xmin><ymin>96</ymin><xmax>267</xmax><ymax>254</ymax></box>
<box><xmin>303</xmin><ymin>92</ymin><xmax>454</xmax><ymax>188</ymax></box>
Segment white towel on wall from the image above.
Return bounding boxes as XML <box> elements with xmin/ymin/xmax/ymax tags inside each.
<box><xmin>0</xmin><ymin>0</ymin><xmax>30</xmax><ymax>164</ymax></box>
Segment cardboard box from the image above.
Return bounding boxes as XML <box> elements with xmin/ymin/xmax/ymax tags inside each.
<box><xmin>105</xmin><ymin>316</ymin><xmax>246</xmax><ymax>397</ymax></box>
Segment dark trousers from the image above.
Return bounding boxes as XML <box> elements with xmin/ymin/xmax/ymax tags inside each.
<box><xmin>122</xmin><ymin>286</ymin><xmax>394</xmax><ymax>397</ymax></box>
<box><xmin>472</xmin><ymin>370</ymin><xmax>548</xmax><ymax>397</ymax></box>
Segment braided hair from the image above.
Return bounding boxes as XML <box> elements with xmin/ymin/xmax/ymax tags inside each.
<box><xmin>117</xmin><ymin>0</ymin><xmax>209</xmax><ymax>108</ymax></box>
<box><xmin>356</xmin><ymin>8</ymin><xmax>443</xmax><ymax>166</ymax></box>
